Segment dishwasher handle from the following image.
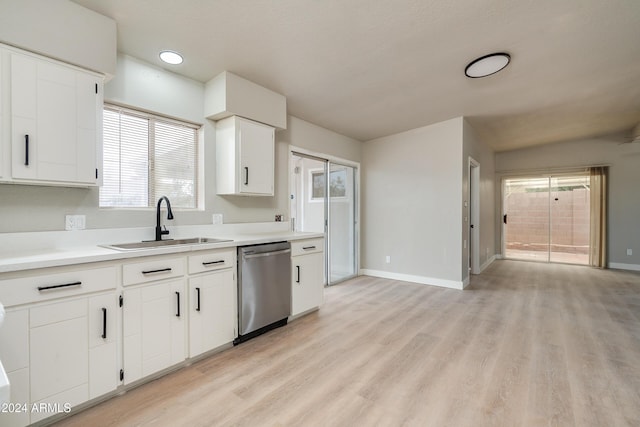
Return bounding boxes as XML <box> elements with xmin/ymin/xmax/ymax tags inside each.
<box><xmin>243</xmin><ymin>248</ymin><xmax>291</xmax><ymax>259</ymax></box>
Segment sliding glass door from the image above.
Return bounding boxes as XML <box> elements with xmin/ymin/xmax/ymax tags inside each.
<box><xmin>503</xmin><ymin>173</ymin><xmax>590</xmax><ymax>265</ymax></box>
<box><xmin>290</xmin><ymin>152</ymin><xmax>358</xmax><ymax>285</ymax></box>
<box><xmin>328</xmin><ymin>163</ymin><xmax>357</xmax><ymax>283</ymax></box>
<box><xmin>549</xmin><ymin>175</ymin><xmax>590</xmax><ymax>264</ymax></box>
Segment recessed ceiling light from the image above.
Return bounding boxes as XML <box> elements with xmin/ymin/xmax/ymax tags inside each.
<box><xmin>465</xmin><ymin>53</ymin><xmax>510</xmax><ymax>78</ymax></box>
<box><xmin>159</xmin><ymin>50</ymin><xmax>183</xmax><ymax>65</ymax></box>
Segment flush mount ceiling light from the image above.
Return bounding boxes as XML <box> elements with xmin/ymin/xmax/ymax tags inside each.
<box><xmin>159</xmin><ymin>50</ymin><xmax>183</xmax><ymax>65</ymax></box>
<box><xmin>465</xmin><ymin>52</ymin><xmax>510</xmax><ymax>78</ymax></box>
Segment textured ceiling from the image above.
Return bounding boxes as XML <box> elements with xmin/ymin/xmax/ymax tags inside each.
<box><xmin>72</xmin><ymin>0</ymin><xmax>640</xmax><ymax>151</ymax></box>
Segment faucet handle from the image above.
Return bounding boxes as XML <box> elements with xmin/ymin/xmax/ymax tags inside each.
<box><xmin>161</xmin><ymin>225</ymin><xmax>170</xmax><ymax>236</ymax></box>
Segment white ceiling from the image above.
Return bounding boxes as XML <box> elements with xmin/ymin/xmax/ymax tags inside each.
<box><xmin>72</xmin><ymin>0</ymin><xmax>640</xmax><ymax>151</ymax></box>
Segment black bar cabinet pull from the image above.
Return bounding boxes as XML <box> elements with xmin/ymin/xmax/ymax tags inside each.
<box><xmin>101</xmin><ymin>308</ymin><xmax>107</xmax><ymax>339</ymax></box>
<box><xmin>296</xmin><ymin>265</ymin><xmax>301</xmax><ymax>283</ymax></box>
<box><xmin>503</xmin><ymin>214</ymin><xmax>508</xmax><ymax>224</ymax></box>
<box><xmin>196</xmin><ymin>287</ymin><xmax>201</xmax><ymax>312</ymax></box>
<box><xmin>244</xmin><ymin>167</ymin><xmax>249</xmax><ymax>185</ymax></box>
<box><xmin>202</xmin><ymin>260</ymin><xmax>225</xmax><ymax>266</ymax></box>
<box><xmin>302</xmin><ymin>246</ymin><xmax>316</xmax><ymax>250</ymax></box>
<box><xmin>175</xmin><ymin>291</ymin><xmax>181</xmax><ymax>317</ymax></box>
<box><xmin>141</xmin><ymin>267</ymin><xmax>172</xmax><ymax>275</ymax></box>
<box><xmin>37</xmin><ymin>281</ymin><xmax>82</xmax><ymax>291</ymax></box>
<box><xmin>25</xmin><ymin>134</ymin><xmax>29</xmax><ymax>166</ymax></box>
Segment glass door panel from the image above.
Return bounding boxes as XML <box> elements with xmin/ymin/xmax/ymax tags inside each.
<box><xmin>549</xmin><ymin>175</ymin><xmax>590</xmax><ymax>265</ymax></box>
<box><xmin>328</xmin><ymin>163</ymin><xmax>357</xmax><ymax>284</ymax></box>
<box><xmin>290</xmin><ymin>154</ymin><xmax>327</xmax><ymax>234</ymax></box>
<box><xmin>504</xmin><ymin>177</ymin><xmax>550</xmax><ymax>262</ymax></box>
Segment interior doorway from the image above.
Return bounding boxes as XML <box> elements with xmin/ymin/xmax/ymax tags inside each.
<box><xmin>290</xmin><ymin>150</ymin><xmax>359</xmax><ymax>285</ymax></box>
<box><xmin>503</xmin><ymin>173</ymin><xmax>590</xmax><ymax>265</ymax></box>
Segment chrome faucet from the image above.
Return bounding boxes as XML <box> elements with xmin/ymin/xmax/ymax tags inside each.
<box><xmin>155</xmin><ymin>196</ymin><xmax>174</xmax><ymax>241</ymax></box>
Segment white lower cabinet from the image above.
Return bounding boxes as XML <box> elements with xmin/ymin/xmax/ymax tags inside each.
<box><xmin>0</xmin><ymin>239</ymin><xmax>321</xmax><ymax>426</ymax></box>
<box><xmin>291</xmin><ymin>238</ymin><xmax>325</xmax><ymax>316</ymax></box>
<box><xmin>0</xmin><ymin>265</ymin><xmax>118</xmax><ymax>427</ymax></box>
<box><xmin>188</xmin><ymin>269</ymin><xmax>236</xmax><ymax>357</ymax></box>
<box><xmin>123</xmin><ymin>279</ymin><xmax>186</xmax><ymax>385</ymax></box>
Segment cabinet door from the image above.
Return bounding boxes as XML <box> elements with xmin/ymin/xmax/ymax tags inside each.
<box><xmin>238</xmin><ymin>118</ymin><xmax>274</xmax><ymax>195</ymax></box>
<box><xmin>88</xmin><ymin>293</ymin><xmax>118</xmax><ymax>399</ymax></box>
<box><xmin>189</xmin><ymin>269</ymin><xmax>236</xmax><ymax>357</ymax></box>
<box><xmin>29</xmin><ymin>299</ymin><xmax>89</xmax><ymax>418</ymax></box>
<box><xmin>76</xmin><ymin>72</ymin><xmax>102</xmax><ymax>184</ymax></box>
<box><xmin>123</xmin><ymin>279</ymin><xmax>186</xmax><ymax>384</ymax></box>
<box><xmin>10</xmin><ymin>51</ymin><xmax>101</xmax><ymax>185</ymax></box>
<box><xmin>292</xmin><ymin>252</ymin><xmax>324</xmax><ymax>316</ymax></box>
<box><xmin>10</xmin><ymin>54</ymin><xmax>37</xmax><ymax>180</ymax></box>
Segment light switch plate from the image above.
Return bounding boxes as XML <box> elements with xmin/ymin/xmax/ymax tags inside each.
<box><xmin>65</xmin><ymin>215</ymin><xmax>86</xmax><ymax>231</ymax></box>
<box><xmin>212</xmin><ymin>213</ymin><xmax>223</xmax><ymax>225</ymax></box>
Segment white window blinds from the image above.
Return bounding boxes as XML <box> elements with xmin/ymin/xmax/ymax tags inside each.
<box><xmin>99</xmin><ymin>105</ymin><xmax>199</xmax><ymax>208</ymax></box>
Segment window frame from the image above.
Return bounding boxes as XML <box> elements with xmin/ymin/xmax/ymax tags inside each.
<box><xmin>99</xmin><ymin>103</ymin><xmax>204</xmax><ymax>211</ymax></box>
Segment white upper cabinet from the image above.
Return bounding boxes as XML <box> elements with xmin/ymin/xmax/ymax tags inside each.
<box><xmin>5</xmin><ymin>45</ymin><xmax>103</xmax><ymax>186</ymax></box>
<box><xmin>216</xmin><ymin>115</ymin><xmax>275</xmax><ymax>196</ymax></box>
<box><xmin>204</xmin><ymin>71</ymin><xmax>286</xmax><ymax>130</ymax></box>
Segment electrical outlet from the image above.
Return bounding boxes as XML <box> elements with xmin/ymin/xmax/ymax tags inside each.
<box><xmin>385</xmin><ymin>255</ymin><xmax>391</xmax><ymax>264</ymax></box>
<box><xmin>65</xmin><ymin>215</ymin><xmax>86</xmax><ymax>231</ymax></box>
<box><xmin>212</xmin><ymin>213</ymin><xmax>223</xmax><ymax>225</ymax></box>
<box><xmin>627</xmin><ymin>249</ymin><xmax>633</xmax><ymax>256</ymax></box>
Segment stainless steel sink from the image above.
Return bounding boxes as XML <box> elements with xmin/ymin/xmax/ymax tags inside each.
<box><xmin>102</xmin><ymin>237</ymin><xmax>233</xmax><ymax>251</ymax></box>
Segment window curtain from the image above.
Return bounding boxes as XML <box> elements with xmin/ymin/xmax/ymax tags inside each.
<box><xmin>589</xmin><ymin>167</ymin><xmax>608</xmax><ymax>268</ymax></box>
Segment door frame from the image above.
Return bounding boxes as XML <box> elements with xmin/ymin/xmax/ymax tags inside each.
<box><xmin>289</xmin><ymin>146</ymin><xmax>361</xmax><ymax>285</ymax></box>
<box><xmin>501</xmin><ymin>172</ymin><xmax>591</xmax><ymax>265</ymax></box>
<box><xmin>468</xmin><ymin>157</ymin><xmax>480</xmax><ymax>275</ymax></box>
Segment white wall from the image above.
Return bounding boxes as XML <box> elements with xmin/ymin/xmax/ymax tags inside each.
<box><xmin>279</xmin><ymin>116</ymin><xmax>362</xmax><ymax>164</ymax></box>
<box><xmin>462</xmin><ymin>119</ymin><xmax>496</xmax><ymax>279</ymax></box>
<box><xmin>495</xmin><ymin>134</ymin><xmax>640</xmax><ymax>268</ymax></box>
<box><xmin>0</xmin><ymin>55</ymin><xmax>362</xmax><ymax>233</ymax></box>
<box><xmin>0</xmin><ymin>0</ymin><xmax>116</xmax><ymax>76</ymax></box>
<box><xmin>106</xmin><ymin>55</ymin><xmax>204</xmax><ymax>124</ymax></box>
<box><xmin>361</xmin><ymin>117</ymin><xmax>464</xmax><ymax>287</ymax></box>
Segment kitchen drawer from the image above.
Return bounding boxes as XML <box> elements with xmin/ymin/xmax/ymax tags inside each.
<box><xmin>188</xmin><ymin>248</ymin><xmax>235</xmax><ymax>275</ymax></box>
<box><xmin>123</xmin><ymin>256</ymin><xmax>185</xmax><ymax>286</ymax></box>
<box><xmin>291</xmin><ymin>238</ymin><xmax>324</xmax><ymax>257</ymax></box>
<box><xmin>0</xmin><ymin>266</ymin><xmax>117</xmax><ymax>308</ymax></box>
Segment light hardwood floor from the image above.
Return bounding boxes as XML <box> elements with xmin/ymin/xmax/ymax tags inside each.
<box><xmin>54</xmin><ymin>260</ymin><xmax>640</xmax><ymax>426</ymax></box>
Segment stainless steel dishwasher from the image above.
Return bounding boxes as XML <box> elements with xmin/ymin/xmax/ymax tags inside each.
<box><xmin>235</xmin><ymin>241</ymin><xmax>291</xmax><ymax>344</ymax></box>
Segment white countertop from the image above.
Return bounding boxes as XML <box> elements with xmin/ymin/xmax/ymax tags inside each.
<box><xmin>0</xmin><ymin>225</ymin><xmax>324</xmax><ymax>274</ymax></box>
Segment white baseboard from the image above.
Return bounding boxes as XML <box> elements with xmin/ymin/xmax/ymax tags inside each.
<box><xmin>609</xmin><ymin>262</ymin><xmax>640</xmax><ymax>272</ymax></box>
<box><xmin>462</xmin><ymin>276</ymin><xmax>470</xmax><ymax>289</ymax></box>
<box><xmin>359</xmin><ymin>269</ymin><xmax>464</xmax><ymax>290</ymax></box>
<box><xmin>480</xmin><ymin>255</ymin><xmax>497</xmax><ymax>273</ymax></box>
